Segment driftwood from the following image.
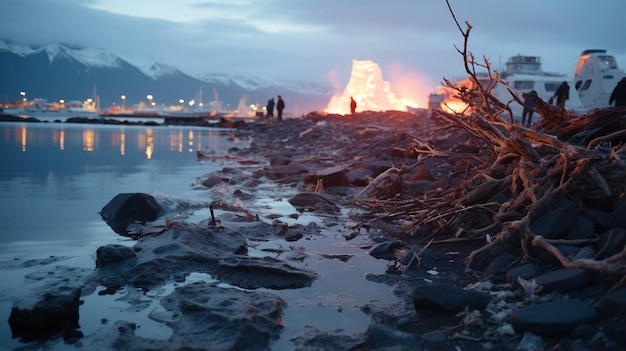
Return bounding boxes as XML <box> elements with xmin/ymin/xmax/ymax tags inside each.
<box><xmin>356</xmin><ymin>1</ymin><xmax>626</xmax><ymax>283</ymax></box>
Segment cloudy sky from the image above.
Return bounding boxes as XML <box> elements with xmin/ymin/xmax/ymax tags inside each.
<box><xmin>1</xmin><ymin>0</ymin><xmax>625</xmax><ymax>92</ymax></box>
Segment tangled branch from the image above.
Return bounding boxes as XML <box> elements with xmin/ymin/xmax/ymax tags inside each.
<box><xmin>356</xmin><ymin>2</ymin><xmax>626</xmax><ymax>281</ymax></box>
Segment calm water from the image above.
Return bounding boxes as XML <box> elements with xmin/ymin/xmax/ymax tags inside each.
<box><xmin>0</xmin><ymin>120</ymin><xmax>250</xmax><ymax>348</ymax></box>
<box><xmin>0</xmin><ymin>119</ymin><xmax>398</xmax><ymax>350</ymax></box>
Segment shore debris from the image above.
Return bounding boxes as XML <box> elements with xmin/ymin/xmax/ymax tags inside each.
<box><xmin>354</xmin><ymin>11</ymin><xmax>626</xmax><ymax>287</ymax></box>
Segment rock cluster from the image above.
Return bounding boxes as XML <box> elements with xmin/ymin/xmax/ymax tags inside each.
<box><xmin>8</xmin><ymin>112</ymin><xmax>626</xmax><ymax>350</ymax></box>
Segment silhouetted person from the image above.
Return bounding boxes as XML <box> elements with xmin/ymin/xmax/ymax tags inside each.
<box><xmin>553</xmin><ymin>81</ymin><xmax>569</xmax><ymax>108</ymax></box>
<box><xmin>522</xmin><ymin>90</ymin><xmax>537</xmax><ymax>127</ymax></box>
<box><xmin>276</xmin><ymin>95</ymin><xmax>285</xmax><ymax>121</ymax></box>
<box><xmin>266</xmin><ymin>98</ymin><xmax>275</xmax><ymax>118</ymax></box>
<box><xmin>609</xmin><ymin>77</ymin><xmax>626</xmax><ymax>107</ymax></box>
<box><xmin>350</xmin><ymin>97</ymin><xmax>357</xmax><ymax>114</ymax></box>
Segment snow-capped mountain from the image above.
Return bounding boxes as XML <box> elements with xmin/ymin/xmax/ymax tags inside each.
<box><xmin>198</xmin><ymin>73</ymin><xmax>331</xmax><ymax>96</ymax></box>
<box><xmin>0</xmin><ymin>39</ymin><xmax>184</xmax><ymax>80</ymax></box>
<box><xmin>0</xmin><ymin>39</ymin><xmax>332</xmax><ymax>113</ymax></box>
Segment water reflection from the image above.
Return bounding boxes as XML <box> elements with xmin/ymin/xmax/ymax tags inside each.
<box><xmin>83</xmin><ymin>129</ymin><xmax>95</xmax><ymax>152</ymax></box>
<box><xmin>4</xmin><ymin>123</ymin><xmax>239</xmax><ymax>158</ymax></box>
<box><xmin>0</xmin><ymin>122</ymin><xmax>249</xmax><ymax>253</ymax></box>
<box><xmin>1</xmin><ymin>122</ymin><xmax>254</xmax><ymax>349</ymax></box>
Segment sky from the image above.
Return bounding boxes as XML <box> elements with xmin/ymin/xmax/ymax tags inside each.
<box><xmin>1</xmin><ymin>0</ymin><xmax>625</xmax><ymax>96</ymax></box>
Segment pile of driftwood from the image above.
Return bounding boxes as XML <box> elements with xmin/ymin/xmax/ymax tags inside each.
<box><xmin>356</xmin><ymin>11</ymin><xmax>626</xmax><ymax>283</ymax></box>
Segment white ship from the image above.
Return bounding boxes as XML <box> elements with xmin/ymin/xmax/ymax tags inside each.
<box><xmin>573</xmin><ymin>49</ymin><xmax>626</xmax><ymax>109</ymax></box>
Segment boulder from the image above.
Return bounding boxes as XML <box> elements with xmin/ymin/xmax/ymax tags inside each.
<box><xmin>288</xmin><ymin>192</ymin><xmax>340</xmax><ymax>212</ymax></box>
<box><xmin>215</xmin><ymin>255</ymin><xmax>318</xmax><ymax>289</ymax></box>
<box><xmin>529</xmin><ymin>197</ymin><xmax>577</xmax><ymax>240</ymax></box>
<box><xmin>95</xmin><ymin>244</ymin><xmax>136</xmax><ymax>268</ymax></box>
<box><xmin>100</xmin><ymin>193</ymin><xmax>162</xmax><ymax>235</ymax></box>
<box><xmin>8</xmin><ymin>287</ymin><xmax>81</xmax><ymax>341</ymax></box>
<box><xmin>365</xmin><ymin>323</ymin><xmax>419</xmax><ymax>349</ymax></box>
<box><xmin>315</xmin><ymin>166</ymin><xmax>350</xmax><ymax>187</ymax></box>
<box><xmin>271</xmin><ymin>161</ymin><xmax>308</xmax><ymax>175</ymax></box>
<box><xmin>599</xmin><ymin>287</ymin><xmax>626</xmax><ymax>316</ymax></box>
<box><xmin>606</xmin><ymin>201</ymin><xmax>626</xmax><ymax>228</ymax></box>
<box><xmin>368</xmin><ymin>241</ymin><xmax>404</xmax><ymax>261</ymax></box>
<box><xmin>89</xmin><ymin>221</ymin><xmax>248</xmax><ymax>289</ymax></box>
<box><xmin>533</xmin><ymin>268</ymin><xmax>592</xmax><ymax>293</ymax></box>
<box><xmin>413</xmin><ymin>283</ymin><xmax>490</xmax><ymax>312</ymax></box>
<box><xmin>347</xmin><ymin>168</ymin><xmax>373</xmax><ymax>186</ymax></box>
<box><xmin>506</xmin><ymin>263</ymin><xmax>542</xmax><ymax>283</ymax></box>
<box><xmin>511</xmin><ymin>300</ymin><xmax>598</xmax><ymax>335</ymax></box>
<box><xmin>153</xmin><ymin>281</ymin><xmax>287</xmax><ymax>350</ymax></box>
<box><xmin>565</xmin><ymin>216</ymin><xmax>595</xmax><ymax>240</ymax></box>
<box><xmin>355</xmin><ymin>159</ymin><xmax>392</xmax><ymax>178</ymax></box>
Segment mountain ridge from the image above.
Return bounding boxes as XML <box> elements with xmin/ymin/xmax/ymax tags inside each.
<box><xmin>0</xmin><ymin>39</ymin><xmax>332</xmax><ymax>114</ymax></box>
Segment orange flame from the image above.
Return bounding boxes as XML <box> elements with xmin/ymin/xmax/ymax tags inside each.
<box><xmin>324</xmin><ymin>60</ymin><xmax>423</xmax><ymax>115</ymax></box>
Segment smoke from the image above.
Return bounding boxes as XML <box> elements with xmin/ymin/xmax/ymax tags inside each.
<box><xmin>326</xmin><ymin>69</ymin><xmax>342</xmax><ymax>95</ymax></box>
<box><xmin>387</xmin><ymin>61</ymin><xmax>437</xmax><ymax>109</ymax></box>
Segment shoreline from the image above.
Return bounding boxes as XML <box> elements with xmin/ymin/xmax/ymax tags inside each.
<box><xmin>0</xmin><ymin>113</ymin><xmax>253</xmax><ymax>128</ymax></box>
<box><xmin>5</xmin><ymin>110</ymin><xmax>626</xmax><ymax>350</ymax></box>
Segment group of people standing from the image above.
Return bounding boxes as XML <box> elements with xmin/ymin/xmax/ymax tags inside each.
<box><xmin>521</xmin><ymin>78</ymin><xmax>626</xmax><ymax>127</ymax></box>
<box><xmin>265</xmin><ymin>95</ymin><xmax>285</xmax><ymax>121</ymax></box>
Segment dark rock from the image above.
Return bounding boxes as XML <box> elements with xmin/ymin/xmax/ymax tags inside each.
<box><xmin>482</xmin><ymin>252</ymin><xmax>517</xmax><ymax>279</ymax></box>
<box><xmin>200</xmin><ymin>174</ymin><xmax>227</xmax><ymax>188</ymax></box>
<box><xmin>566</xmin><ymin>217</ymin><xmax>595</xmax><ymax>240</ymax></box>
<box><xmin>287</xmin><ymin>192</ymin><xmax>340</xmax><ymax>212</ymax></box>
<box><xmin>215</xmin><ymin>255</ymin><xmax>318</xmax><ymax>289</ymax></box>
<box><xmin>557</xmin><ymin>244</ymin><xmax>582</xmax><ymax>258</ymax></box>
<box><xmin>9</xmin><ymin>287</ymin><xmax>81</xmax><ymax>341</ymax></box>
<box><xmin>421</xmin><ymin>330</ymin><xmax>447</xmax><ymax>345</ymax></box>
<box><xmin>584</xmin><ymin>208</ymin><xmax>613</xmax><ymax>231</ymax></box>
<box><xmin>529</xmin><ymin>197</ymin><xmax>577</xmax><ymax>240</ymax></box>
<box><xmin>99</xmin><ymin>193</ymin><xmax>162</xmax><ymax>236</ymax></box>
<box><xmin>0</xmin><ymin>114</ymin><xmax>41</xmax><ymax>122</ymax></box>
<box><xmin>532</xmin><ymin>244</ymin><xmax>581</xmax><ymax>265</ymax></box>
<box><xmin>399</xmin><ymin>244</ymin><xmax>423</xmax><ymax>266</ymax></box>
<box><xmin>511</xmin><ymin>300</ymin><xmax>598</xmax><ymax>335</ymax></box>
<box><xmin>366</xmin><ymin>323</ymin><xmax>419</xmax><ymax>349</ymax></box>
<box><xmin>315</xmin><ymin>166</ymin><xmax>350</xmax><ymax>187</ymax></box>
<box><xmin>516</xmin><ymin>332</ymin><xmax>544</xmax><ymax>351</ymax></box>
<box><xmin>290</xmin><ymin>328</ymin><xmax>364</xmax><ymax>351</ymax></box>
<box><xmin>95</xmin><ymin>244</ymin><xmax>136</xmax><ymax>268</ymax></box>
<box><xmin>347</xmin><ymin>168</ymin><xmax>373</xmax><ymax>186</ymax></box>
<box><xmin>353</xmin><ymin>159</ymin><xmax>392</xmax><ymax>178</ymax></box>
<box><xmin>88</xmin><ymin>222</ymin><xmax>247</xmax><ymax>288</ymax></box>
<box><xmin>506</xmin><ymin>263</ymin><xmax>542</xmax><ymax>283</ymax></box>
<box><xmin>604</xmin><ymin>201</ymin><xmax>626</xmax><ymax>229</ymax></box>
<box><xmin>534</xmin><ymin>268</ymin><xmax>592</xmax><ymax>293</ymax></box>
<box><xmin>413</xmin><ymin>284</ymin><xmax>490</xmax><ymax>312</ymax></box>
<box><xmin>573</xmin><ymin>246</ymin><xmax>596</xmax><ymax>259</ymax></box>
<box><xmin>271</xmin><ymin>161</ymin><xmax>308</xmax><ymax>175</ymax></box>
<box><xmin>368</xmin><ymin>240</ymin><xmax>404</xmax><ymax>261</ymax></box>
<box><xmin>595</xmin><ymin>228</ymin><xmax>626</xmax><ymax>260</ymax></box>
<box><xmin>284</xmin><ymin>231</ymin><xmax>304</xmax><ymax>242</ymax></box>
<box><xmin>599</xmin><ymin>287</ymin><xmax>626</xmax><ymax>316</ymax></box>
<box><xmin>269</xmin><ymin>154</ymin><xmax>292</xmax><ymax>166</ymax></box>
<box><xmin>571</xmin><ymin>324</ymin><xmax>595</xmax><ymax>340</ymax></box>
<box><xmin>154</xmin><ymin>281</ymin><xmax>286</xmax><ymax>351</ymax></box>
